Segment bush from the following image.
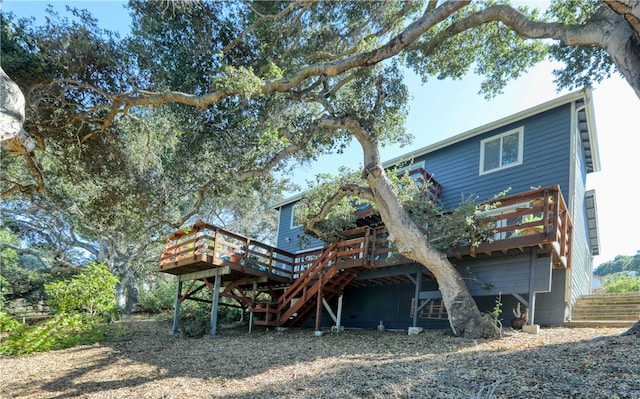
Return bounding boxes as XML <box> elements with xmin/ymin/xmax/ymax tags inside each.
<box><xmin>0</xmin><ymin>311</ymin><xmax>26</xmax><ymax>336</ymax></box>
<box><xmin>180</xmin><ymin>301</ymin><xmax>211</xmax><ymax>338</ymax></box>
<box><xmin>45</xmin><ymin>262</ymin><xmax>120</xmax><ymax>322</ymax></box>
<box><xmin>137</xmin><ymin>278</ymin><xmax>177</xmax><ymax>314</ymax></box>
<box><xmin>0</xmin><ymin>263</ymin><xmax>120</xmax><ymax>356</ymax></box>
<box><xmin>0</xmin><ymin>263</ymin><xmax>51</xmax><ymax>308</ymax></box>
<box><xmin>1</xmin><ymin>312</ymin><xmax>111</xmax><ymax>356</ymax></box>
<box><xmin>603</xmin><ymin>276</ymin><xmax>640</xmax><ymax>293</ymax></box>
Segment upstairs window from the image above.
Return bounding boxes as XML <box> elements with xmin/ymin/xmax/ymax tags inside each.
<box><xmin>290</xmin><ymin>202</ymin><xmax>303</xmax><ymax>229</ymax></box>
<box><xmin>479</xmin><ymin>127</ymin><xmax>524</xmax><ymax>175</ymax></box>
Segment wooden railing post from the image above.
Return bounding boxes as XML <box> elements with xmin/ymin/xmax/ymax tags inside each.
<box><xmin>551</xmin><ymin>190</ymin><xmax>561</xmax><ymax>243</ymax></box>
<box><xmin>369</xmin><ymin>228</ymin><xmax>376</xmax><ymax>267</ymax></box>
<box><xmin>213</xmin><ymin>226</ymin><xmax>220</xmax><ymax>260</ymax></box>
<box><xmin>315</xmin><ymin>271</ymin><xmax>323</xmax><ymax>335</ymax></box>
<box><xmin>562</xmin><ymin>210</ymin><xmax>570</xmax><ymax>258</ymax></box>
<box><xmin>543</xmin><ymin>189</ymin><xmax>550</xmax><ymax>241</ymax></box>
<box><xmin>244</xmin><ymin>238</ymin><xmax>250</xmax><ymax>268</ymax></box>
<box><xmin>267</xmin><ymin>247</ymin><xmax>274</xmax><ymax>275</ymax></box>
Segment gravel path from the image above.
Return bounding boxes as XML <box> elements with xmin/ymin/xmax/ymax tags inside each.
<box><xmin>1</xmin><ymin>316</ymin><xmax>638</xmax><ymax>399</ymax></box>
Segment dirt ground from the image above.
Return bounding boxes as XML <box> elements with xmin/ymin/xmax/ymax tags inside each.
<box><xmin>1</xmin><ymin>315</ymin><xmax>638</xmax><ymax>399</ymax></box>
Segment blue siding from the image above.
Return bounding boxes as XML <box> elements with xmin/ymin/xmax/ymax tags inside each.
<box><xmin>415</xmin><ymin>105</ymin><xmax>573</xmax><ymax>207</ymax></box>
<box><xmin>274</xmin><ymin>99</ymin><xmax>596</xmax><ymax>327</ymax></box>
<box><xmin>276</xmin><ymin>105</ymin><xmax>575</xmax><ymax>250</ymax></box>
<box><xmin>455</xmin><ymin>251</ymin><xmax>552</xmax><ymax>296</ymax></box>
<box><xmin>535</xmin><ymin>269</ymin><xmax>568</xmax><ymax>325</ymax></box>
<box><xmin>276</xmin><ymin>203</ymin><xmax>325</xmax><ymax>252</ymax></box>
<box><xmin>569</xmin><ymin>131</ymin><xmax>594</xmax><ymax>308</ymax></box>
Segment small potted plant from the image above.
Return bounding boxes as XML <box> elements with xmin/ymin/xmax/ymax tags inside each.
<box><xmin>517</xmin><ymin>214</ymin><xmax>544</xmax><ymax>236</ymax></box>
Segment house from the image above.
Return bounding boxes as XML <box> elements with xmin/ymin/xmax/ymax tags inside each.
<box><xmin>159</xmin><ymin>88</ymin><xmax>600</xmax><ymax>334</ymax></box>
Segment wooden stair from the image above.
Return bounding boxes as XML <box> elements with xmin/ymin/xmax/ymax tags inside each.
<box><xmin>252</xmin><ymin>243</ymin><xmax>358</xmax><ymax>328</ymax></box>
<box><xmin>567</xmin><ymin>292</ymin><xmax>640</xmax><ymax>327</ymax></box>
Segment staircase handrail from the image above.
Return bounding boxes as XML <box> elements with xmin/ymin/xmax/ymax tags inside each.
<box><xmin>277</xmin><ymin>243</ymin><xmax>338</xmax><ymax>309</ymax></box>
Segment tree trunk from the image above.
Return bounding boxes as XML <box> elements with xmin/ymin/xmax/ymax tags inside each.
<box><xmin>116</xmin><ymin>269</ymin><xmax>138</xmax><ymax>314</ymax></box>
<box><xmin>595</xmin><ymin>6</ymin><xmax>640</xmax><ymax>100</ymax></box>
<box><xmin>358</xmin><ymin>135</ymin><xmax>496</xmax><ymax>338</ymax></box>
<box><xmin>0</xmin><ymin>66</ymin><xmax>36</xmax><ymax>154</ymax></box>
<box><xmin>622</xmin><ymin>320</ymin><xmax>640</xmax><ymax>336</ymax></box>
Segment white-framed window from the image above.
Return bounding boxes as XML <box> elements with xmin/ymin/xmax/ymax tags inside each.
<box><xmin>290</xmin><ymin>202</ymin><xmax>303</xmax><ymax>229</ymax></box>
<box><xmin>479</xmin><ymin>127</ymin><xmax>524</xmax><ymax>175</ymax></box>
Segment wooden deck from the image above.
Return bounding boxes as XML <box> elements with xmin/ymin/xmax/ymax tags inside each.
<box><xmin>159</xmin><ymin>185</ymin><xmax>572</xmax><ymax>328</ymax></box>
<box><xmin>159</xmin><ymin>186</ymin><xmax>572</xmax><ymax>278</ymax></box>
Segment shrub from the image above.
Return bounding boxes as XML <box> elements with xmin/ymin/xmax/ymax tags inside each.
<box><xmin>1</xmin><ymin>312</ymin><xmax>111</xmax><ymax>356</ymax></box>
<box><xmin>180</xmin><ymin>301</ymin><xmax>211</xmax><ymax>338</ymax></box>
<box><xmin>137</xmin><ymin>278</ymin><xmax>177</xmax><ymax>314</ymax></box>
<box><xmin>0</xmin><ymin>311</ymin><xmax>26</xmax><ymax>336</ymax></box>
<box><xmin>603</xmin><ymin>276</ymin><xmax>640</xmax><ymax>293</ymax></box>
<box><xmin>1</xmin><ymin>263</ymin><xmax>120</xmax><ymax>356</ymax></box>
<box><xmin>45</xmin><ymin>262</ymin><xmax>120</xmax><ymax>322</ymax></box>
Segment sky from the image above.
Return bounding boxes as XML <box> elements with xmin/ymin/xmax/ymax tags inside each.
<box><xmin>2</xmin><ymin>1</ymin><xmax>639</xmax><ymax>268</ymax></box>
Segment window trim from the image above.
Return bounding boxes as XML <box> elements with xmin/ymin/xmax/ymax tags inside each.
<box><xmin>290</xmin><ymin>202</ymin><xmax>303</xmax><ymax>229</ymax></box>
<box><xmin>479</xmin><ymin>127</ymin><xmax>524</xmax><ymax>175</ymax></box>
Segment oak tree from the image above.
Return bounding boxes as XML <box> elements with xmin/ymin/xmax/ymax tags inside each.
<box><xmin>2</xmin><ymin>0</ymin><xmax>639</xmax><ymax>336</ymax></box>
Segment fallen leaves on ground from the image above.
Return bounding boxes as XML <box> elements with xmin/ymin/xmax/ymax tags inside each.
<box><xmin>1</xmin><ymin>315</ymin><xmax>638</xmax><ymax>399</ymax></box>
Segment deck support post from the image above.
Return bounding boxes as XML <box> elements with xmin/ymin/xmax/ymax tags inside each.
<box><xmin>171</xmin><ymin>279</ymin><xmax>183</xmax><ymax>335</ymax></box>
<box><xmin>335</xmin><ymin>295</ymin><xmax>343</xmax><ymax>329</ymax></box>
<box><xmin>249</xmin><ymin>281</ymin><xmax>257</xmax><ymax>334</ymax></box>
<box><xmin>528</xmin><ymin>247</ymin><xmax>537</xmax><ymax>325</ymax></box>
<box><xmin>412</xmin><ymin>267</ymin><xmax>423</xmax><ymax>328</ymax></box>
<box><xmin>208</xmin><ymin>272</ymin><xmax>222</xmax><ymax>337</ymax></box>
<box><xmin>314</xmin><ymin>273</ymin><xmax>323</xmax><ymax>336</ymax></box>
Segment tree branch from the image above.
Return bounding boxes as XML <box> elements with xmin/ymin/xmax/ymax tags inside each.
<box><xmin>221</xmin><ymin>0</ymin><xmax>314</xmax><ymax>54</ymax></box>
<box><xmin>411</xmin><ymin>4</ymin><xmax>640</xmax><ymax>98</ymax></box>
<box><xmin>604</xmin><ymin>0</ymin><xmax>640</xmax><ymax>38</ymax></box>
<box><xmin>304</xmin><ymin>183</ymin><xmax>374</xmax><ymax>238</ymax></box>
<box><xmin>85</xmin><ymin>1</ymin><xmax>468</xmax><ymax>127</ymax></box>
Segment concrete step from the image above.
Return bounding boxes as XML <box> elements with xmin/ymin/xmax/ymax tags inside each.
<box><xmin>564</xmin><ymin>320</ymin><xmax>637</xmax><ymax>328</ymax></box>
<box><xmin>576</xmin><ymin>293</ymin><xmax>640</xmax><ymax>302</ymax></box>
<box><xmin>573</xmin><ymin>306</ymin><xmax>640</xmax><ymax>314</ymax></box>
<box><xmin>572</xmin><ymin>315</ymin><xmax>639</xmax><ymax>321</ymax></box>
<box><xmin>573</xmin><ymin>304</ymin><xmax>640</xmax><ymax>308</ymax></box>
<box><xmin>575</xmin><ymin>300</ymin><xmax>640</xmax><ymax>306</ymax></box>
<box><xmin>571</xmin><ymin>293</ymin><xmax>640</xmax><ymax>323</ymax></box>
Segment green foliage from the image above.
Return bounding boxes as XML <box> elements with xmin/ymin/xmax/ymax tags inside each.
<box><xmin>45</xmin><ymin>262</ymin><xmax>120</xmax><ymax>322</ymax></box>
<box><xmin>296</xmin><ymin>165</ymin><xmax>504</xmax><ymax>250</ymax></box>
<box><xmin>407</xmin><ymin>2</ymin><xmax>547</xmax><ymax>98</ymax></box>
<box><xmin>0</xmin><ymin>263</ymin><xmax>51</xmax><ymax>307</ymax></box>
<box><xmin>545</xmin><ymin>0</ymin><xmax>617</xmax><ymax>90</ymax></box>
<box><xmin>594</xmin><ymin>252</ymin><xmax>640</xmax><ymax>276</ymax></box>
<box><xmin>0</xmin><ymin>311</ymin><xmax>24</xmax><ymax>334</ymax></box>
<box><xmin>0</xmin><ymin>229</ymin><xmax>19</xmax><ymax>269</ymax></box>
<box><xmin>400</xmin><ymin>181</ymin><xmax>505</xmax><ymax>252</ymax></box>
<box><xmin>0</xmin><ymin>227</ymin><xmax>52</xmax><ymax>307</ymax></box>
<box><xmin>0</xmin><ymin>312</ymin><xmax>111</xmax><ymax>356</ymax></box>
<box><xmin>602</xmin><ymin>273</ymin><xmax>640</xmax><ymax>293</ymax></box>
<box><xmin>1</xmin><ymin>263</ymin><xmax>119</xmax><ymax>356</ymax></box>
<box><xmin>180</xmin><ymin>301</ymin><xmax>211</xmax><ymax>338</ymax></box>
<box><xmin>295</xmin><ymin>167</ymin><xmax>364</xmax><ymax>243</ymax></box>
<box><xmin>137</xmin><ymin>277</ymin><xmax>177</xmax><ymax>314</ymax></box>
<box><xmin>483</xmin><ymin>293</ymin><xmax>503</xmax><ymax>336</ymax></box>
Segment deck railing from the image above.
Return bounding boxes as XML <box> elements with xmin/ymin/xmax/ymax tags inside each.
<box><xmin>159</xmin><ymin>221</ymin><xmax>297</xmax><ymax>278</ymax></box>
<box><xmin>354</xmin><ymin>167</ymin><xmax>441</xmax><ymax>219</ymax></box>
<box><xmin>159</xmin><ymin>185</ymin><xmax>573</xmax><ymax>277</ymax></box>
<box><xmin>456</xmin><ymin>185</ymin><xmax>573</xmax><ymax>267</ymax></box>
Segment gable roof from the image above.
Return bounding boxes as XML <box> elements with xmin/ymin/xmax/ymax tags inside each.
<box><xmin>272</xmin><ymin>88</ymin><xmax>600</xmax><ymax>209</ymax></box>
